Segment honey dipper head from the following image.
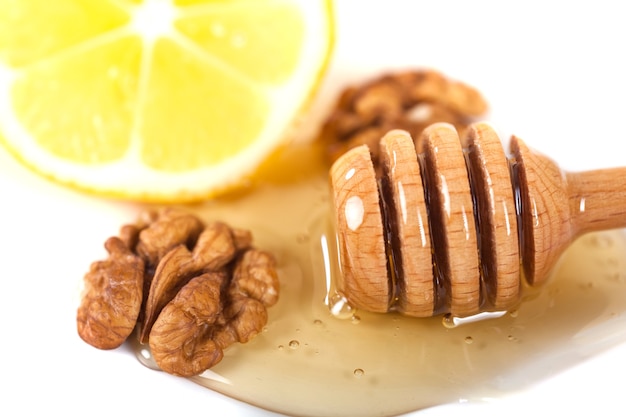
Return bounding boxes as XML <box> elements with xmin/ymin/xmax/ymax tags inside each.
<box><xmin>330</xmin><ymin>123</ymin><xmax>524</xmax><ymax>318</ymax></box>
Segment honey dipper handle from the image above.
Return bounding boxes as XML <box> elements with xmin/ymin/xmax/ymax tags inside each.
<box><xmin>568</xmin><ymin>167</ymin><xmax>626</xmax><ymax>234</ymax></box>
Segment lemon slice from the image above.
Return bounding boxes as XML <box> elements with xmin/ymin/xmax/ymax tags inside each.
<box><xmin>0</xmin><ymin>0</ymin><xmax>334</xmax><ymax>202</ymax></box>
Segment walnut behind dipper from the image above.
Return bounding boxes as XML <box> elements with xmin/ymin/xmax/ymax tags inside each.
<box><xmin>318</xmin><ymin>69</ymin><xmax>488</xmax><ymax>167</ymax></box>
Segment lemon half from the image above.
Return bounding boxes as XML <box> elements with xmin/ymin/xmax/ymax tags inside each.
<box><xmin>0</xmin><ymin>0</ymin><xmax>334</xmax><ymax>202</ymax></box>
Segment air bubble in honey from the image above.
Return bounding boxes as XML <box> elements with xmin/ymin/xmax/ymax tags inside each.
<box><xmin>328</xmin><ymin>293</ymin><xmax>355</xmax><ymax>319</ymax></box>
<box><xmin>587</xmin><ymin>234</ymin><xmax>615</xmax><ymax>249</ymax></box>
<box><xmin>442</xmin><ymin>314</ymin><xmax>456</xmax><ymax>329</ymax></box>
<box><xmin>296</xmin><ymin>232</ymin><xmax>310</xmax><ymax>244</ymax></box>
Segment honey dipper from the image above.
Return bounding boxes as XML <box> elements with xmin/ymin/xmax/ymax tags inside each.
<box><xmin>330</xmin><ymin>122</ymin><xmax>626</xmax><ymax>318</ymax></box>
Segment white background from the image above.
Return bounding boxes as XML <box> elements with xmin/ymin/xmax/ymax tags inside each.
<box><xmin>1</xmin><ymin>1</ymin><xmax>625</xmax><ymax>416</ymax></box>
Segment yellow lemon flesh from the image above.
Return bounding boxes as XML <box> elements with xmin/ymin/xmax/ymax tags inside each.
<box><xmin>0</xmin><ymin>0</ymin><xmax>334</xmax><ymax>202</ymax></box>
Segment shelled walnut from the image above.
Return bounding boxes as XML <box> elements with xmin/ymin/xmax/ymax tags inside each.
<box><xmin>318</xmin><ymin>69</ymin><xmax>488</xmax><ymax>167</ymax></box>
<box><xmin>76</xmin><ymin>208</ymin><xmax>279</xmax><ymax>377</ymax></box>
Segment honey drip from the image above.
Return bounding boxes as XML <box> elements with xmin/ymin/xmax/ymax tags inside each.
<box><xmin>132</xmin><ymin>143</ymin><xmax>626</xmax><ymax>417</ymax></box>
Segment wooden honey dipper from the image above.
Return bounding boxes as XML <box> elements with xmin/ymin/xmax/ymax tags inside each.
<box><xmin>330</xmin><ymin>122</ymin><xmax>626</xmax><ymax>318</ymax></box>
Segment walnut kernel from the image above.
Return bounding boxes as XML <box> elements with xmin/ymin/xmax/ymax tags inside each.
<box><xmin>76</xmin><ymin>208</ymin><xmax>279</xmax><ymax>377</ymax></box>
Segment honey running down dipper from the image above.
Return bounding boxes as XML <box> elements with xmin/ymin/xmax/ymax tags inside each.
<box><xmin>330</xmin><ymin>122</ymin><xmax>626</xmax><ymax>318</ymax></box>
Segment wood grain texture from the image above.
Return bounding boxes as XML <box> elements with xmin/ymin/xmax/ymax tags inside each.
<box><xmin>462</xmin><ymin>122</ymin><xmax>520</xmax><ymax>310</ymax></box>
<box><xmin>513</xmin><ymin>136</ymin><xmax>626</xmax><ymax>286</ymax></box>
<box><xmin>417</xmin><ymin>123</ymin><xmax>481</xmax><ymax>317</ymax></box>
<box><xmin>330</xmin><ymin>144</ymin><xmax>390</xmax><ymax>312</ymax></box>
<box><xmin>379</xmin><ymin>130</ymin><xmax>434</xmax><ymax>317</ymax></box>
<box><xmin>510</xmin><ymin>136</ymin><xmax>572</xmax><ymax>286</ymax></box>
<box><xmin>568</xmin><ymin>168</ymin><xmax>626</xmax><ymax>234</ymax></box>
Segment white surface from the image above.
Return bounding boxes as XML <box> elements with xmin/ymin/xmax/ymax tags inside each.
<box><xmin>2</xmin><ymin>1</ymin><xmax>626</xmax><ymax>416</ymax></box>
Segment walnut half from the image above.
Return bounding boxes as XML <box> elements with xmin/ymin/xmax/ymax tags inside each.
<box><xmin>77</xmin><ymin>236</ymin><xmax>144</xmax><ymax>350</ymax></box>
<box><xmin>76</xmin><ymin>208</ymin><xmax>280</xmax><ymax>377</ymax></box>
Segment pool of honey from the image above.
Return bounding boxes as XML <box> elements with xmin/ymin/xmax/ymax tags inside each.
<box><xmin>133</xmin><ymin>143</ymin><xmax>626</xmax><ymax>417</ymax></box>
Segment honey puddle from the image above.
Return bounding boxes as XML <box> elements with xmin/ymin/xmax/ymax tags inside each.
<box><xmin>132</xmin><ymin>144</ymin><xmax>626</xmax><ymax>417</ymax></box>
